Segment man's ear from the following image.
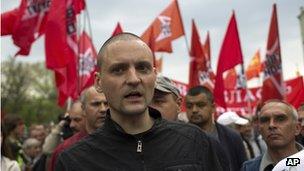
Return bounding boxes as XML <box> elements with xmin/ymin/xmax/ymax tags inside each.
<box><xmin>81</xmin><ymin>105</ymin><xmax>86</xmax><ymax>116</ymax></box>
<box><xmin>94</xmin><ymin>72</ymin><xmax>103</xmax><ymax>93</ymax></box>
<box><xmin>153</xmin><ymin>67</ymin><xmax>157</xmax><ymax>75</ymax></box>
<box><xmin>176</xmin><ymin>96</ymin><xmax>182</xmax><ymax>113</ymax></box>
<box><xmin>295</xmin><ymin>121</ymin><xmax>302</xmax><ymax>136</ymax></box>
<box><xmin>211</xmin><ymin>102</ymin><xmax>216</xmax><ymax>114</ymax></box>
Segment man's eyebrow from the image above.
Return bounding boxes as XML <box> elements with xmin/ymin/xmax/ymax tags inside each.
<box><xmin>90</xmin><ymin>100</ymin><xmax>102</xmax><ymax>103</ymax></box>
<box><xmin>135</xmin><ymin>61</ymin><xmax>152</xmax><ymax>66</ymax></box>
<box><xmin>108</xmin><ymin>62</ymin><xmax>128</xmax><ymax>69</ymax></box>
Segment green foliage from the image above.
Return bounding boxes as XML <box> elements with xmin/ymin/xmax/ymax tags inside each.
<box><xmin>1</xmin><ymin>57</ymin><xmax>64</xmax><ymax>125</ymax></box>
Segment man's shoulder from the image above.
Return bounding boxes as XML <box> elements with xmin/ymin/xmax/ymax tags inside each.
<box><xmin>164</xmin><ymin>120</ymin><xmax>206</xmax><ymax>135</ymax></box>
<box><xmin>162</xmin><ymin>120</ymin><xmax>209</xmax><ymax>143</ymax></box>
<box><xmin>63</xmin><ymin>131</ymin><xmax>87</xmax><ymax>146</ymax></box>
<box><xmin>241</xmin><ymin>156</ymin><xmax>262</xmax><ymax>171</ymax></box>
<box><xmin>216</xmin><ymin>122</ymin><xmax>241</xmax><ymax>138</ymax></box>
<box><xmin>59</xmin><ymin>130</ymin><xmax>103</xmax><ymax>157</ymax></box>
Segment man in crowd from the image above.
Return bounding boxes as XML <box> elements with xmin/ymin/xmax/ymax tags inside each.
<box><xmin>217</xmin><ymin>112</ymin><xmax>266</xmax><ymax>159</ymax></box>
<box><xmin>150</xmin><ymin>75</ymin><xmax>182</xmax><ymax>121</ymax></box>
<box><xmin>81</xmin><ymin>86</ymin><xmax>108</xmax><ymax>134</ymax></box>
<box><xmin>242</xmin><ymin>100</ymin><xmax>302</xmax><ymax>171</ymax></box>
<box><xmin>55</xmin><ymin>33</ymin><xmax>227</xmax><ymax>170</ymax></box>
<box><xmin>68</xmin><ymin>101</ymin><xmax>86</xmax><ymax>133</ymax></box>
<box><xmin>21</xmin><ymin>138</ymin><xmax>42</xmax><ymax>171</ymax></box>
<box><xmin>49</xmin><ymin>86</ymin><xmax>108</xmax><ymax>171</ymax></box>
<box><xmin>43</xmin><ymin>100</ymin><xmax>84</xmax><ymax>153</ymax></box>
<box><xmin>186</xmin><ymin>85</ymin><xmax>247</xmax><ymax>171</ymax></box>
<box><xmin>29</xmin><ymin>124</ymin><xmax>47</xmax><ymax>145</ymax></box>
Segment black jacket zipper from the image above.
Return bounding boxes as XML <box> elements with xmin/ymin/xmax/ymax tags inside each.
<box><xmin>136</xmin><ymin>139</ymin><xmax>146</xmax><ymax>170</ymax></box>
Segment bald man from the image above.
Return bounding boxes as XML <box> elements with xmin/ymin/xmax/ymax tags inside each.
<box><xmin>68</xmin><ymin>101</ymin><xmax>86</xmax><ymax>133</ymax></box>
<box><xmin>242</xmin><ymin>100</ymin><xmax>302</xmax><ymax>171</ymax></box>
<box><xmin>80</xmin><ymin>86</ymin><xmax>108</xmax><ymax>134</ymax></box>
<box><xmin>49</xmin><ymin>87</ymin><xmax>108</xmax><ymax>171</ymax></box>
<box><xmin>55</xmin><ymin>33</ymin><xmax>227</xmax><ymax>171</ymax></box>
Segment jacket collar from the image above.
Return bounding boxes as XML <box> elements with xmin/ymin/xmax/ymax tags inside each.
<box><xmin>103</xmin><ymin>107</ymin><xmax>162</xmax><ymax>138</ymax></box>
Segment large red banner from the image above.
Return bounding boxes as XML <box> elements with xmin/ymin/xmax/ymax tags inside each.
<box><xmin>172</xmin><ymin>77</ymin><xmax>304</xmax><ymax>115</ymax></box>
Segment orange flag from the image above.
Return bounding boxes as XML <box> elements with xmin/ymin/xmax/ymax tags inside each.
<box><xmin>141</xmin><ymin>0</ymin><xmax>185</xmax><ymax>52</ymax></box>
<box><xmin>246</xmin><ymin>49</ymin><xmax>261</xmax><ymax>80</ymax></box>
<box><xmin>262</xmin><ymin>4</ymin><xmax>284</xmax><ymax>102</ymax></box>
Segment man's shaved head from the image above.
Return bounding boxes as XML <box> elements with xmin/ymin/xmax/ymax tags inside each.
<box><xmin>97</xmin><ymin>32</ymin><xmax>152</xmax><ymax>69</ymax></box>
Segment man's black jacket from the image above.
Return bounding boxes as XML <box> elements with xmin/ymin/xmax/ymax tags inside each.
<box><xmin>55</xmin><ymin>108</ymin><xmax>229</xmax><ymax>171</ymax></box>
<box><xmin>215</xmin><ymin>122</ymin><xmax>248</xmax><ymax>171</ymax></box>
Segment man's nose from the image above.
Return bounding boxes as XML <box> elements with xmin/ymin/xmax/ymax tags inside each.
<box><xmin>99</xmin><ymin>103</ymin><xmax>108</xmax><ymax>113</ymax></box>
<box><xmin>70</xmin><ymin>121</ymin><xmax>75</xmax><ymax>129</ymax></box>
<box><xmin>126</xmin><ymin>67</ymin><xmax>140</xmax><ymax>86</ymax></box>
<box><xmin>192</xmin><ymin>105</ymin><xmax>199</xmax><ymax>113</ymax></box>
<box><xmin>268</xmin><ymin>118</ymin><xmax>276</xmax><ymax>129</ymax></box>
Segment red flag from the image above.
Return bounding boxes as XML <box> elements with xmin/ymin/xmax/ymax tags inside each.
<box><xmin>262</xmin><ymin>4</ymin><xmax>284</xmax><ymax>102</ymax></box>
<box><xmin>246</xmin><ymin>49</ymin><xmax>261</xmax><ymax>80</ymax></box>
<box><xmin>203</xmin><ymin>31</ymin><xmax>211</xmax><ymax>63</ymax></box>
<box><xmin>1</xmin><ymin>8</ymin><xmax>19</xmax><ymax>35</ymax></box>
<box><xmin>218</xmin><ymin>76</ymin><xmax>304</xmax><ymax>116</ymax></box>
<box><xmin>214</xmin><ymin>12</ymin><xmax>244</xmax><ymax>108</ymax></box>
<box><xmin>54</xmin><ymin>60</ymin><xmax>77</xmax><ymax>106</ymax></box>
<box><xmin>189</xmin><ymin>20</ymin><xmax>214</xmax><ymax>90</ymax></box>
<box><xmin>1</xmin><ymin>0</ymin><xmax>50</xmax><ymax>56</ymax></box>
<box><xmin>189</xmin><ymin>20</ymin><xmax>207</xmax><ymax>88</ymax></box>
<box><xmin>45</xmin><ymin>0</ymin><xmax>85</xmax><ymax>69</ymax></box>
<box><xmin>112</xmin><ymin>22</ymin><xmax>123</xmax><ymax>36</ymax></box>
<box><xmin>78</xmin><ymin>31</ymin><xmax>97</xmax><ymax>93</ymax></box>
<box><xmin>46</xmin><ymin>0</ymin><xmax>85</xmax><ymax>106</ymax></box>
<box><xmin>141</xmin><ymin>0</ymin><xmax>185</xmax><ymax>52</ymax></box>
<box><xmin>203</xmin><ymin>31</ymin><xmax>216</xmax><ymax>83</ymax></box>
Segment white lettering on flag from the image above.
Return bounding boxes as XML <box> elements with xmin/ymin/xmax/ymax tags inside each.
<box><xmin>79</xmin><ymin>49</ymin><xmax>96</xmax><ymax>76</ymax></box>
<box><xmin>155</xmin><ymin>15</ymin><xmax>172</xmax><ymax>42</ymax></box>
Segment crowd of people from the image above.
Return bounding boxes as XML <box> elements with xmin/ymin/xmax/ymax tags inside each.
<box><xmin>1</xmin><ymin>33</ymin><xmax>304</xmax><ymax>171</ymax></box>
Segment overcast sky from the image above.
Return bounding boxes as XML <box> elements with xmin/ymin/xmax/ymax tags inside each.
<box><xmin>1</xmin><ymin>0</ymin><xmax>303</xmax><ymax>86</ymax></box>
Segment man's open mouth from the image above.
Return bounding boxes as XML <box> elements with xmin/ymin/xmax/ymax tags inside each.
<box><xmin>124</xmin><ymin>91</ymin><xmax>143</xmax><ymax>99</ymax></box>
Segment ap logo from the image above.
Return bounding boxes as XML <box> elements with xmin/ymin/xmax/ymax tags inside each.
<box><xmin>286</xmin><ymin>158</ymin><xmax>300</xmax><ymax>166</ymax></box>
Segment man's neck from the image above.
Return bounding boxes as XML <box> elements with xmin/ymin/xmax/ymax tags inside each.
<box><xmin>200</xmin><ymin>120</ymin><xmax>215</xmax><ymax>133</ymax></box>
<box><xmin>86</xmin><ymin>124</ymin><xmax>94</xmax><ymax>134</ymax></box>
<box><xmin>110</xmin><ymin>108</ymin><xmax>154</xmax><ymax>135</ymax></box>
<box><xmin>268</xmin><ymin>142</ymin><xmax>299</xmax><ymax>163</ymax></box>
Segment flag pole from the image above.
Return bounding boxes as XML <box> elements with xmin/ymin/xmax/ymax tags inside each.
<box><xmin>241</xmin><ymin>63</ymin><xmax>253</xmax><ymax>116</ymax></box>
<box><xmin>176</xmin><ymin>0</ymin><xmax>190</xmax><ymax>53</ymax></box>
<box><xmin>76</xmin><ymin>8</ymin><xmax>83</xmax><ymax>96</ymax></box>
<box><xmin>85</xmin><ymin>5</ymin><xmax>93</xmax><ymax>43</ymax></box>
<box><xmin>66</xmin><ymin>97</ymin><xmax>72</xmax><ymax>111</ymax></box>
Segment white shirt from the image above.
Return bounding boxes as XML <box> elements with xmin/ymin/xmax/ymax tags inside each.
<box><xmin>273</xmin><ymin>150</ymin><xmax>304</xmax><ymax>171</ymax></box>
<box><xmin>1</xmin><ymin>156</ymin><xmax>21</xmax><ymax>171</ymax></box>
